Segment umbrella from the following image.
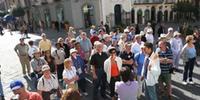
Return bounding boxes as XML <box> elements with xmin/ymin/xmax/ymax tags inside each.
<box><xmin>3</xmin><ymin>14</ymin><xmax>16</xmax><ymax>22</ymax></box>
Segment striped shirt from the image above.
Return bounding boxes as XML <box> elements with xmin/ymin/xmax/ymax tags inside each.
<box><xmin>158</xmin><ymin>48</ymin><xmax>173</xmax><ymax>74</ymax></box>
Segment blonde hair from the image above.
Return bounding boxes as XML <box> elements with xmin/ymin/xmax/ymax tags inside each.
<box><xmin>64</xmin><ymin>58</ymin><xmax>72</xmax><ymax>69</ymax></box>
<box><xmin>186</xmin><ymin>35</ymin><xmax>194</xmax><ymax>43</ymax></box>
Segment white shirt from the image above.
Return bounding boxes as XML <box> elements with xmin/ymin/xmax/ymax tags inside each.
<box><xmin>28</xmin><ymin>45</ymin><xmax>38</xmax><ymax>58</ymax></box>
<box><xmin>62</xmin><ymin>66</ymin><xmax>77</xmax><ymax>85</ymax></box>
<box><xmin>52</xmin><ymin>48</ymin><xmax>65</xmax><ymax>65</ymax></box>
<box><xmin>170</xmin><ymin>37</ymin><xmax>183</xmax><ymax>54</ymax></box>
<box><xmin>37</xmin><ymin>74</ymin><xmax>59</xmax><ymax>92</ymax></box>
<box><xmin>145</xmin><ymin>33</ymin><xmax>154</xmax><ymax>44</ymax></box>
<box><xmin>131</xmin><ymin>42</ymin><xmax>144</xmax><ymax>54</ymax></box>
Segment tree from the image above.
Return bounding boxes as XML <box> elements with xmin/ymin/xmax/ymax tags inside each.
<box><xmin>0</xmin><ymin>11</ymin><xmax>7</xmax><ymax>17</ymax></box>
<box><xmin>11</xmin><ymin>7</ymin><xmax>25</xmax><ymax>17</ymax></box>
<box><xmin>173</xmin><ymin>2</ymin><xmax>198</xmax><ymax>21</ymax></box>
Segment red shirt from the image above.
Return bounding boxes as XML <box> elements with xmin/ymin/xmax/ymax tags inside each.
<box><xmin>28</xmin><ymin>92</ymin><xmax>42</xmax><ymax>100</ymax></box>
<box><xmin>111</xmin><ymin>61</ymin><xmax>119</xmax><ymax>77</ymax></box>
<box><xmin>90</xmin><ymin>35</ymin><xmax>99</xmax><ymax>46</ymax></box>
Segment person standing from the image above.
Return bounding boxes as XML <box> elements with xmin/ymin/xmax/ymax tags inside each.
<box><xmin>180</xmin><ymin>35</ymin><xmax>197</xmax><ymax>85</ymax></box>
<box><xmin>79</xmin><ymin>32</ymin><xmax>92</xmax><ymax>62</ymax></box>
<box><xmin>141</xmin><ymin>43</ymin><xmax>161</xmax><ymax>100</ymax></box>
<box><xmin>170</xmin><ymin>31</ymin><xmax>183</xmax><ymax>70</ymax></box>
<box><xmin>131</xmin><ymin>34</ymin><xmax>144</xmax><ymax>54</ymax></box>
<box><xmin>28</xmin><ymin>40</ymin><xmax>38</xmax><ymax>60</ymax></box>
<box><xmin>115</xmin><ymin>67</ymin><xmax>138</xmax><ymax>100</ymax></box>
<box><xmin>39</xmin><ymin>33</ymin><xmax>52</xmax><ymax>55</ymax></box>
<box><xmin>134</xmin><ymin>45</ymin><xmax>146</xmax><ymax>98</ymax></box>
<box><xmin>14</xmin><ymin>38</ymin><xmax>30</xmax><ymax>76</ymax></box>
<box><xmin>30</xmin><ymin>49</ymin><xmax>48</xmax><ymax>80</ymax></box>
<box><xmin>37</xmin><ymin>65</ymin><xmax>62</xmax><ymax>99</ymax></box>
<box><xmin>58</xmin><ymin>37</ymin><xmax>70</xmax><ymax>58</ymax></box>
<box><xmin>157</xmin><ymin>40</ymin><xmax>173</xmax><ymax>100</ymax></box>
<box><xmin>70</xmin><ymin>49</ymin><xmax>88</xmax><ymax>96</ymax></box>
<box><xmin>104</xmin><ymin>47</ymin><xmax>122</xmax><ymax>100</ymax></box>
<box><xmin>63</xmin><ymin>58</ymin><xmax>79</xmax><ymax>90</ymax></box>
<box><xmin>90</xmin><ymin>42</ymin><xmax>108</xmax><ymax>100</ymax></box>
<box><xmin>44</xmin><ymin>50</ymin><xmax>56</xmax><ymax>73</ymax></box>
<box><xmin>52</xmin><ymin>43</ymin><xmax>66</xmax><ymax>83</ymax></box>
<box><xmin>10</xmin><ymin>80</ymin><xmax>42</xmax><ymax>100</ymax></box>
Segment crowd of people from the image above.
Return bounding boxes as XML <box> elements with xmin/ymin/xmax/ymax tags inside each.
<box><xmin>4</xmin><ymin>21</ymin><xmax>200</xmax><ymax>100</ymax></box>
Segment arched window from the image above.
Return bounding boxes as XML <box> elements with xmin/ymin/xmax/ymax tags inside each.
<box><xmin>144</xmin><ymin>9</ymin><xmax>150</xmax><ymax>23</ymax></box>
<box><xmin>114</xmin><ymin>4</ymin><xmax>122</xmax><ymax>26</ymax></box>
<box><xmin>82</xmin><ymin>4</ymin><xmax>95</xmax><ymax>28</ymax></box>
<box><xmin>164</xmin><ymin>10</ymin><xmax>168</xmax><ymax>22</ymax></box>
<box><xmin>157</xmin><ymin>11</ymin><xmax>163</xmax><ymax>23</ymax></box>
<box><xmin>131</xmin><ymin>8</ymin><xmax>135</xmax><ymax>23</ymax></box>
<box><xmin>44</xmin><ymin>8</ymin><xmax>51</xmax><ymax>28</ymax></box>
<box><xmin>137</xmin><ymin>9</ymin><xmax>143</xmax><ymax>24</ymax></box>
<box><xmin>151</xmin><ymin>6</ymin><xmax>156</xmax><ymax>21</ymax></box>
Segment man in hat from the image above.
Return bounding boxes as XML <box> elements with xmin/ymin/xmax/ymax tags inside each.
<box><xmin>70</xmin><ymin>48</ymin><xmax>88</xmax><ymax>96</ymax></box>
<box><xmin>104</xmin><ymin>47</ymin><xmax>122</xmax><ymax>100</ymax></box>
<box><xmin>52</xmin><ymin>42</ymin><xmax>65</xmax><ymax>82</ymax></box>
<box><xmin>170</xmin><ymin>31</ymin><xmax>183</xmax><ymax>70</ymax></box>
<box><xmin>144</xmin><ymin>22</ymin><xmax>153</xmax><ymax>35</ymax></box>
<box><xmin>37</xmin><ymin>65</ymin><xmax>61</xmax><ymax>99</ymax></box>
<box><xmin>10</xmin><ymin>80</ymin><xmax>42</xmax><ymax>100</ymax></box>
<box><xmin>14</xmin><ymin>38</ymin><xmax>30</xmax><ymax>75</ymax></box>
<box><xmin>30</xmin><ymin>49</ymin><xmax>47</xmax><ymax>79</ymax></box>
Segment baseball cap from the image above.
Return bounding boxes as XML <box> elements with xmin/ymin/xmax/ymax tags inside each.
<box><xmin>42</xmin><ymin>65</ymin><xmax>50</xmax><ymax>72</ymax></box>
<box><xmin>10</xmin><ymin>80</ymin><xmax>24</xmax><ymax>91</ymax></box>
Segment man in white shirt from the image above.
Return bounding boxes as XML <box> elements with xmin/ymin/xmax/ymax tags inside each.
<box><xmin>28</xmin><ymin>40</ymin><xmax>38</xmax><ymax>59</ymax></box>
<box><xmin>37</xmin><ymin>65</ymin><xmax>61</xmax><ymax>99</ymax></box>
<box><xmin>131</xmin><ymin>34</ymin><xmax>144</xmax><ymax>54</ymax></box>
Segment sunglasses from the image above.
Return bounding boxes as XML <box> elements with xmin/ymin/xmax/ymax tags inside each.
<box><xmin>111</xmin><ymin>51</ymin><xmax>116</xmax><ymax>54</ymax></box>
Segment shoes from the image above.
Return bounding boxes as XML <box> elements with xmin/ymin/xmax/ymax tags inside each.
<box><xmin>83</xmin><ymin>92</ymin><xmax>88</xmax><ymax>96</ymax></box>
<box><xmin>188</xmin><ymin>81</ymin><xmax>194</xmax><ymax>84</ymax></box>
<box><xmin>182</xmin><ymin>81</ymin><xmax>187</xmax><ymax>85</ymax></box>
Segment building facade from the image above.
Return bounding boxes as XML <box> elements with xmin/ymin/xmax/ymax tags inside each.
<box><xmin>101</xmin><ymin>0</ymin><xmax>176</xmax><ymax>28</ymax></box>
<box><xmin>4</xmin><ymin>0</ymin><xmax>199</xmax><ymax>29</ymax></box>
<box><xmin>29</xmin><ymin>0</ymin><xmax>101</xmax><ymax>29</ymax></box>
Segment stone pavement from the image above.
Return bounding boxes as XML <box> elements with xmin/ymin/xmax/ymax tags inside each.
<box><xmin>0</xmin><ymin>29</ymin><xmax>200</xmax><ymax>100</ymax></box>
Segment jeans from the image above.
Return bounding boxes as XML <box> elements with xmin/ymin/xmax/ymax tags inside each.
<box><xmin>183</xmin><ymin>57</ymin><xmax>196</xmax><ymax>81</ymax></box>
<box><xmin>57</xmin><ymin>63</ymin><xmax>64</xmax><ymax>80</ymax></box>
<box><xmin>93</xmin><ymin>69</ymin><xmax>107</xmax><ymax>99</ymax></box>
<box><xmin>78</xmin><ymin>78</ymin><xmax>86</xmax><ymax>92</ymax></box>
<box><xmin>145</xmin><ymin>82</ymin><xmax>157</xmax><ymax>100</ymax></box>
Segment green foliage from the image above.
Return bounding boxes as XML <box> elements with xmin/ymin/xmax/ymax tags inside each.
<box><xmin>173</xmin><ymin>2</ymin><xmax>197</xmax><ymax>13</ymax></box>
<box><xmin>11</xmin><ymin>7</ymin><xmax>25</xmax><ymax>17</ymax></box>
<box><xmin>0</xmin><ymin>11</ymin><xmax>7</xmax><ymax>17</ymax></box>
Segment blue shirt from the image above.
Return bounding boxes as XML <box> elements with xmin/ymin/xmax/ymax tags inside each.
<box><xmin>186</xmin><ymin>47</ymin><xmax>196</xmax><ymax>59</ymax></box>
<box><xmin>71</xmin><ymin>55</ymin><xmax>86</xmax><ymax>79</ymax></box>
<box><xmin>80</xmin><ymin>38</ymin><xmax>92</xmax><ymax>52</ymax></box>
<box><xmin>134</xmin><ymin>52</ymin><xmax>145</xmax><ymax>76</ymax></box>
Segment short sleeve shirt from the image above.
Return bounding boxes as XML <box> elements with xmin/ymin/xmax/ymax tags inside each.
<box><xmin>62</xmin><ymin>66</ymin><xmax>77</xmax><ymax>84</ymax></box>
<box><xmin>90</xmin><ymin>52</ymin><xmax>108</xmax><ymax>69</ymax></box>
<box><xmin>120</xmin><ymin>51</ymin><xmax>134</xmax><ymax>69</ymax></box>
<box><xmin>37</xmin><ymin>74</ymin><xmax>59</xmax><ymax>92</ymax></box>
<box><xmin>39</xmin><ymin>39</ymin><xmax>51</xmax><ymax>52</ymax></box>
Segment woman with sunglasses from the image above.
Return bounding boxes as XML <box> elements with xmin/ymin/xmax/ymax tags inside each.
<box><xmin>104</xmin><ymin>47</ymin><xmax>122</xmax><ymax>100</ymax></box>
